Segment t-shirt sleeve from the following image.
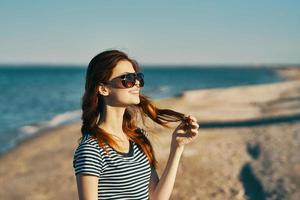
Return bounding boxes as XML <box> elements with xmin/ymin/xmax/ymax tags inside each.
<box><xmin>73</xmin><ymin>142</ymin><xmax>103</xmax><ymax>177</ymax></box>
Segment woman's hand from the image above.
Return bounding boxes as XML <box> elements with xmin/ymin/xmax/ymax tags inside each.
<box><xmin>171</xmin><ymin>115</ymin><xmax>200</xmax><ymax>149</ymax></box>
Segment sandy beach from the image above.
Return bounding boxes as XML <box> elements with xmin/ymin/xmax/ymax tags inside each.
<box><xmin>0</xmin><ymin>67</ymin><xmax>300</xmax><ymax>200</ymax></box>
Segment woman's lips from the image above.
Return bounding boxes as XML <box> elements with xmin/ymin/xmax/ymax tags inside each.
<box><xmin>130</xmin><ymin>92</ymin><xmax>139</xmax><ymax>95</ymax></box>
<box><xmin>129</xmin><ymin>90</ymin><xmax>140</xmax><ymax>94</ymax></box>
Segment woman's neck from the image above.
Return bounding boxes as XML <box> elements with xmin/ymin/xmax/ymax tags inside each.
<box><xmin>98</xmin><ymin>105</ymin><xmax>128</xmax><ymax>140</ymax></box>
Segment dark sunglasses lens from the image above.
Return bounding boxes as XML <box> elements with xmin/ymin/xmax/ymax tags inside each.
<box><xmin>122</xmin><ymin>73</ymin><xmax>144</xmax><ymax>88</ymax></box>
<box><xmin>137</xmin><ymin>73</ymin><xmax>144</xmax><ymax>87</ymax></box>
<box><xmin>124</xmin><ymin>80</ymin><xmax>135</xmax><ymax>88</ymax></box>
<box><xmin>121</xmin><ymin>74</ymin><xmax>133</xmax><ymax>88</ymax></box>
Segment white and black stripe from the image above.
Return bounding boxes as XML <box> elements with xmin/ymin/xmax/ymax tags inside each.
<box><xmin>73</xmin><ymin>133</ymin><xmax>151</xmax><ymax>200</ymax></box>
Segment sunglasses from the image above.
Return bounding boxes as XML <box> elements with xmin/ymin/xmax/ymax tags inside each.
<box><xmin>105</xmin><ymin>72</ymin><xmax>144</xmax><ymax>88</ymax></box>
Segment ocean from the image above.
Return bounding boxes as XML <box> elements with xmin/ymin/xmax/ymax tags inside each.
<box><xmin>0</xmin><ymin>65</ymin><xmax>288</xmax><ymax>155</ymax></box>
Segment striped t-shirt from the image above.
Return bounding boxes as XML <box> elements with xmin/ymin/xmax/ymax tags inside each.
<box><xmin>73</xmin><ymin>133</ymin><xmax>152</xmax><ymax>200</ymax></box>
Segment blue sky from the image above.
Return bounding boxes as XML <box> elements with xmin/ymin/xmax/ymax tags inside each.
<box><xmin>0</xmin><ymin>0</ymin><xmax>299</xmax><ymax>65</ymax></box>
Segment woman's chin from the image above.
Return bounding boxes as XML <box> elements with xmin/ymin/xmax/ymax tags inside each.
<box><xmin>134</xmin><ymin>99</ymin><xmax>140</xmax><ymax>104</ymax></box>
<box><xmin>131</xmin><ymin>97</ymin><xmax>140</xmax><ymax>104</ymax></box>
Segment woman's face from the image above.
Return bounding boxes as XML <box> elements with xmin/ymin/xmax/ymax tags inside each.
<box><xmin>100</xmin><ymin>60</ymin><xmax>142</xmax><ymax>106</ymax></box>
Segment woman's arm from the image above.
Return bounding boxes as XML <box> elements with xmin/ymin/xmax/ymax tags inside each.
<box><xmin>149</xmin><ymin>146</ymin><xmax>184</xmax><ymax>200</ymax></box>
<box><xmin>76</xmin><ymin>174</ymin><xmax>99</xmax><ymax>200</ymax></box>
<box><xmin>149</xmin><ymin>115</ymin><xmax>199</xmax><ymax>200</ymax></box>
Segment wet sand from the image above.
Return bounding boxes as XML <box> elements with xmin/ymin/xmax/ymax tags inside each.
<box><xmin>0</xmin><ymin>67</ymin><xmax>300</xmax><ymax>200</ymax></box>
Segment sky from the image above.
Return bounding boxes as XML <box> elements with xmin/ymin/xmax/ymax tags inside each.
<box><xmin>0</xmin><ymin>0</ymin><xmax>299</xmax><ymax>65</ymax></box>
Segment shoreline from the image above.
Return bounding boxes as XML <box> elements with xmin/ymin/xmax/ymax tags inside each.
<box><xmin>0</xmin><ymin>67</ymin><xmax>292</xmax><ymax>157</ymax></box>
<box><xmin>0</xmin><ymin>66</ymin><xmax>295</xmax><ymax>157</ymax></box>
<box><xmin>1</xmin><ymin>67</ymin><xmax>300</xmax><ymax>199</ymax></box>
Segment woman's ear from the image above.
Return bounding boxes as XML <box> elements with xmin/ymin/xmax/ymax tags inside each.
<box><xmin>98</xmin><ymin>83</ymin><xmax>110</xmax><ymax>96</ymax></box>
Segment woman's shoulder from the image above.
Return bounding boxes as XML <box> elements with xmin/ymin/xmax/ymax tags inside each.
<box><xmin>75</xmin><ymin>134</ymin><xmax>105</xmax><ymax>154</ymax></box>
<box><xmin>73</xmin><ymin>134</ymin><xmax>106</xmax><ymax>176</ymax></box>
<box><xmin>80</xmin><ymin>134</ymin><xmax>98</xmax><ymax>144</ymax></box>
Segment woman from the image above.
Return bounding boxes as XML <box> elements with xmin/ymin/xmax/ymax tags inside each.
<box><xmin>73</xmin><ymin>49</ymin><xmax>200</xmax><ymax>200</ymax></box>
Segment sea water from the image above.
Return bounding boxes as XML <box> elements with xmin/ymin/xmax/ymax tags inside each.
<box><xmin>0</xmin><ymin>65</ymin><xmax>288</xmax><ymax>155</ymax></box>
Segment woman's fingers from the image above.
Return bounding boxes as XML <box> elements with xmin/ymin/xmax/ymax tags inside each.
<box><xmin>176</xmin><ymin>115</ymin><xmax>200</xmax><ymax>134</ymax></box>
<box><xmin>184</xmin><ymin>121</ymin><xmax>199</xmax><ymax>130</ymax></box>
<box><xmin>172</xmin><ymin>115</ymin><xmax>200</xmax><ymax>146</ymax></box>
<box><xmin>189</xmin><ymin>128</ymin><xmax>199</xmax><ymax>136</ymax></box>
<box><xmin>186</xmin><ymin>115</ymin><xmax>197</xmax><ymax>122</ymax></box>
<box><xmin>192</xmin><ymin>122</ymin><xmax>199</xmax><ymax>129</ymax></box>
<box><xmin>185</xmin><ymin>115</ymin><xmax>199</xmax><ymax>127</ymax></box>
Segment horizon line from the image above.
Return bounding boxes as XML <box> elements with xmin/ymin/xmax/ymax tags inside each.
<box><xmin>0</xmin><ymin>62</ymin><xmax>300</xmax><ymax>68</ymax></box>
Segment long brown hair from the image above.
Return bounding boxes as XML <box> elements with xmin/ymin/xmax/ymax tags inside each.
<box><xmin>80</xmin><ymin>49</ymin><xmax>187</xmax><ymax>169</ymax></box>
